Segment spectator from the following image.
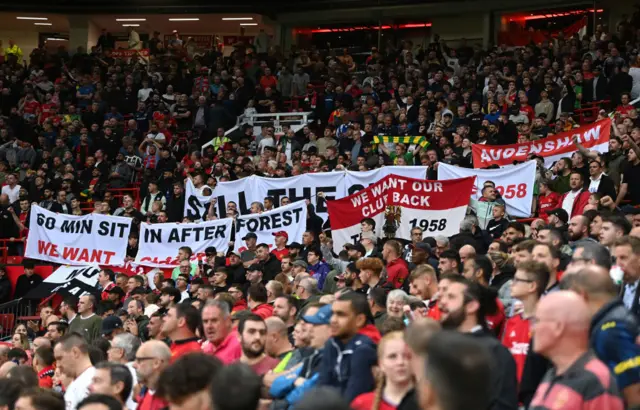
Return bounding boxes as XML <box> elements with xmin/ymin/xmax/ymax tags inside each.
<box><xmin>54</xmin><ymin>333</ymin><xmax>96</xmax><ymax>410</ymax></box>
<box><xmin>88</xmin><ymin>362</ymin><xmax>133</xmax><ymax>408</ymax></box>
<box><xmin>132</xmin><ymin>340</ymin><xmax>171</xmax><ymax>410</ymax></box>
<box><xmin>238</xmin><ymin>314</ymin><xmax>279</xmax><ymax>375</ymax></box>
<box><xmin>161</xmin><ymin>303</ymin><xmax>201</xmax><ymax>361</ymax></box>
<box><xmin>68</xmin><ymin>295</ymin><xmax>103</xmax><ymax>344</ymax></box>
<box><xmin>318</xmin><ymin>292</ymin><xmax>380</xmax><ymax>402</ymax></box>
<box><xmin>530</xmin><ymin>291</ymin><xmax>624</xmax><ymax>409</ymax></box>
<box><xmin>201</xmin><ymin>300</ymin><xmax>242</xmax><ymax>364</ymax></box>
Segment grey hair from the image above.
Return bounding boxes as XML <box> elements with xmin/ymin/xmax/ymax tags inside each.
<box><xmin>460</xmin><ymin>216</ymin><xmax>478</xmax><ymax>233</ymax></box>
<box><xmin>573</xmin><ymin>240</ymin><xmax>612</xmax><ymax>270</ymax></box>
<box><xmin>387</xmin><ymin>289</ymin><xmax>409</xmax><ymax>305</ymax></box>
<box><xmin>112</xmin><ymin>333</ymin><xmax>141</xmax><ymax>362</ymax></box>
<box><xmin>300</xmin><ymin>277</ymin><xmax>318</xmax><ymax>294</ymax></box>
<box><xmin>204</xmin><ymin>299</ymin><xmax>231</xmax><ymax>317</ymax></box>
<box><xmin>434</xmin><ymin>235</ymin><xmax>449</xmax><ymax>246</ymax></box>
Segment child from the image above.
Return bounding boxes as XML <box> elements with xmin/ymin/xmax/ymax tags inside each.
<box><xmin>583</xmin><ymin>192</ymin><xmax>601</xmax><ymax>212</ymax></box>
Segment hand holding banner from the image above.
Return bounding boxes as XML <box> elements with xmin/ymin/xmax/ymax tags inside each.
<box><xmin>438</xmin><ymin>161</ymin><xmax>536</xmax><ymax>217</ymax></box>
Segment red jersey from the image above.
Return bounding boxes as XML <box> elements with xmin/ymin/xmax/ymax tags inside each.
<box><xmin>352</xmin><ymin>392</ymin><xmax>397</xmax><ymax>410</ymax></box>
<box><xmin>259</xmin><ymin>75</ymin><xmax>277</xmax><ymax>90</ymax></box>
<box><xmin>39</xmin><ymin>103</ymin><xmax>56</xmax><ymax>124</ymax></box>
<box><xmin>170</xmin><ymin>337</ymin><xmax>202</xmax><ymax>362</ymax></box>
<box><xmin>386</xmin><ymin>258</ymin><xmax>410</xmax><ymax>289</ymax></box>
<box><xmin>501</xmin><ymin>313</ymin><xmax>531</xmax><ymax>383</ymax></box>
<box><xmin>485</xmin><ymin>297</ymin><xmax>506</xmax><ymax>336</ymax></box>
<box><xmin>617</xmin><ymin>104</ymin><xmax>634</xmax><ymax>116</ymax></box>
<box><xmin>271</xmin><ymin>248</ymin><xmax>289</xmax><ymax>261</ymax></box>
<box><xmin>537</xmin><ymin>191</ymin><xmax>561</xmax><ymax>221</ymax></box>
<box><xmin>23</xmin><ymin>100</ymin><xmax>41</xmax><ymax>115</ymax></box>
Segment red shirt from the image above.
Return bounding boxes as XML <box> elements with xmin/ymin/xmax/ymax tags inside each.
<box><xmin>501</xmin><ymin>313</ymin><xmax>531</xmax><ymax>383</ymax></box>
<box><xmin>538</xmin><ymin>191</ymin><xmax>561</xmax><ymax>221</ymax></box>
<box><xmin>426</xmin><ymin>300</ymin><xmax>442</xmax><ymax>321</ymax></box>
<box><xmin>485</xmin><ymin>297</ymin><xmax>506</xmax><ymax>336</ymax></box>
<box><xmin>137</xmin><ymin>389</ymin><xmax>169</xmax><ymax>410</ymax></box>
<box><xmin>271</xmin><ymin>248</ymin><xmax>289</xmax><ymax>261</ymax></box>
<box><xmin>100</xmin><ymin>282</ymin><xmax>116</xmax><ymax>301</ymax></box>
<box><xmin>352</xmin><ymin>392</ymin><xmax>397</xmax><ymax>410</ymax></box>
<box><xmin>38</xmin><ymin>366</ymin><xmax>55</xmax><ymax>389</ymax></box>
<box><xmin>170</xmin><ymin>337</ymin><xmax>202</xmax><ymax>362</ymax></box>
<box><xmin>617</xmin><ymin>104</ymin><xmax>634</xmax><ymax>116</ymax></box>
<box><xmin>251</xmin><ymin>303</ymin><xmax>274</xmax><ymax>319</ymax></box>
<box><xmin>23</xmin><ymin>100</ymin><xmax>41</xmax><ymax>115</ymax></box>
<box><xmin>260</xmin><ymin>75</ymin><xmax>277</xmax><ymax>90</ymax></box>
<box><xmin>386</xmin><ymin>258</ymin><xmax>410</xmax><ymax>289</ymax></box>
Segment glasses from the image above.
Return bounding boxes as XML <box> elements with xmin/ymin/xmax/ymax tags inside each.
<box><xmin>134</xmin><ymin>356</ymin><xmax>157</xmax><ymax>363</ymax></box>
<box><xmin>512</xmin><ymin>276</ymin><xmax>535</xmax><ymax>283</ymax></box>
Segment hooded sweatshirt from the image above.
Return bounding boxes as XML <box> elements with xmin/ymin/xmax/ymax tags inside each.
<box><xmin>318</xmin><ymin>324</ymin><xmax>381</xmax><ymax>402</ymax></box>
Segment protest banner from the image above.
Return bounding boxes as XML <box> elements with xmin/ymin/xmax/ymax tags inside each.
<box><xmin>327</xmin><ymin>174</ymin><xmax>474</xmax><ymax>253</ymax></box>
<box><xmin>235</xmin><ymin>201</ymin><xmax>307</xmax><ymax>253</ymax></box>
<box><xmin>26</xmin><ymin>265</ymin><xmax>101</xmax><ymax>299</ymax></box>
<box><xmin>24</xmin><ymin>206</ymin><xmax>131</xmax><ymax>266</ymax></box>
<box><xmin>185</xmin><ymin>166</ymin><xmax>429</xmax><ymax>221</ymax></box>
<box><xmin>438</xmin><ymin>161</ymin><xmax>536</xmax><ymax>217</ymax></box>
<box><xmin>135</xmin><ymin>218</ymin><xmax>233</xmax><ymax>268</ymax></box>
<box><xmin>472</xmin><ymin>118</ymin><xmax>611</xmax><ymax>168</ymax></box>
<box><xmin>110</xmin><ymin>49</ymin><xmax>150</xmax><ymax>58</ymax></box>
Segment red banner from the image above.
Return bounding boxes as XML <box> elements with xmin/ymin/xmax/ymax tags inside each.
<box><xmin>327</xmin><ymin>174</ymin><xmax>474</xmax><ymax>253</ymax></box>
<box><xmin>472</xmin><ymin>118</ymin><xmax>611</xmax><ymax>168</ymax></box>
<box><xmin>110</xmin><ymin>49</ymin><xmax>150</xmax><ymax>58</ymax></box>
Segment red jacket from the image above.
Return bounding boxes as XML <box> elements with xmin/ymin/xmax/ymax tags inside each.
<box><xmin>559</xmin><ymin>189</ymin><xmax>590</xmax><ymax>217</ymax></box>
<box><xmin>386</xmin><ymin>258</ymin><xmax>409</xmax><ymax>289</ymax></box>
<box><xmin>251</xmin><ymin>303</ymin><xmax>274</xmax><ymax>319</ymax></box>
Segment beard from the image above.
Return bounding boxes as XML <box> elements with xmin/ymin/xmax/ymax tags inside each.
<box><xmin>441</xmin><ymin>306</ymin><xmax>466</xmax><ymax>330</ymax></box>
<box><xmin>242</xmin><ymin>340</ymin><xmax>265</xmax><ymax>358</ymax></box>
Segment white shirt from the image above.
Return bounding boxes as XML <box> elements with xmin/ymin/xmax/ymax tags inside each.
<box><xmin>138</xmin><ymin>87</ymin><xmax>153</xmax><ymax>102</ymax></box>
<box><xmin>561</xmin><ymin>189</ymin><xmax>580</xmax><ymax>218</ymax></box>
<box><xmin>589</xmin><ymin>173</ymin><xmax>603</xmax><ymax>193</ymax></box>
<box><xmin>623</xmin><ymin>280</ymin><xmax>639</xmax><ymax>310</ymax></box>
<box><xmin>125</xmin><ymin>362</ymin><xmax>139</xmax><ymax>410</ymax></box>
<box><xmin>65</xmin><ymin>366</ymin><xmax>95</xmax><ymax>410</ymax></box>
<box><xmin>180</xmin><ymin>290</ymin><xmax>190</xmax><ymax>301</ymax></box>
<box><xmin>1</xmin><ymin>184</ymin><xmax>20</xmax><ymax>203</ymax></box>
<box><xmin>128</xmin><ymin>30</ymin><xmax>141</xmax><ymax>50</ymax></box>
<box><xmin>258</xmin><ymin>137</ymin><xmax>275</xmax><ymax>154</ymax></box>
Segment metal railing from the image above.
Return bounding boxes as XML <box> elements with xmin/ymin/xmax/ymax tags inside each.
<box><xmin>0</xmin><ymin>299</ymin><xmax>38</xmax><ymax>340</ymax></box>
<box><xmin>203</xmin><ymin>111</ymin><xmax>314</xmax><ymax>152</ymax></box>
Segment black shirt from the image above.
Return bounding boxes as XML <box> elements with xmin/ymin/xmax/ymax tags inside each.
<box><xmin>623</xmin><ymin>161</ymin><xmax>640</xmax><ymax>205</ymax></box>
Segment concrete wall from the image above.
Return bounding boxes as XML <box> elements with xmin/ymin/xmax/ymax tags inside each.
<box><xmin>0</xmin><ymin>30</ymin><xmax>39</xmax><ymax>57</ymax></box>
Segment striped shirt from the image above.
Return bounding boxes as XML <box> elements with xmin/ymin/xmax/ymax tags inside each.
<box><xmin>530</xmin><ymin>352</ymin><xmax>624</xmax><ymax>410</ymax></box>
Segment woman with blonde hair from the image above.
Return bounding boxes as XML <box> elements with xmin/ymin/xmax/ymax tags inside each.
<box><xmin>351</xmin><ymin>331</ymin><xmax>414</xmax><ymax>410</ymax></box>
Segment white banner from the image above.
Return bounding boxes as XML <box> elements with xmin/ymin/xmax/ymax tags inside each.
<box><xmin>184</xmin><ymin>167</ymin><xmax>428</xmax><ymax>221</ymax></box>
<box><xmin>25</xmin><ymin>206</ymin><xmax>132</xmax><ymax>266</ymax></box>
<box><xmin>235</xmin><ymin>201</ymin><xmax>307</xmax><ymax>254</ymax></box>
<box><xmin>437</xmin><ymin>161</ymin><xmax>536</xmax><ymax>218</ymax></box>
<box><xmin>135</xmin><ymin>218</ymin><xmax>233</xmax><ymax>267</ymax></box>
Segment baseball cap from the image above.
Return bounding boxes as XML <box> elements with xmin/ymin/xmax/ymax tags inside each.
<box><xmin>101</xmin><ymin>316</ymin><xmax>123</xmax><ymax>336</ymax></box>
<box><xmin>287</xmin><ymin>242</ymin><xmax>303</xmax><ymax>250</ymax></box>
<box><xmin>411</xmin><ymin>242</ymin><xmax>432</xmax><ymax>254</ymax></box>
<box><xmin>547</xmin><ymin>208</ymin><xmax>569</xmax><ymax>224</ymax></box>
<box><xmin>292</xmin><ymin>260</ymin><xmax>308</xmax><ymax>269</ymax></box>
<box><xmin>272</xmin><ymin>231</ymin><xmax>289</xmax><ymax>240</ymax></box>
<box><xmin>242</xmin><ymin>233</ymin><xmax>258</xmax><ymax>241</ymax></box>
<box><xmin>205</xmin><ymin>246</ymin><xmax>217</xmax><ymax>256</ymax></box>
<box><xmin>303</xmin><ymin>304</ymin><xmax>333</xmax><ymax>325</ymax></box>
<box><xmin>345</xmin><ymin>243</ymin><xmax>366</xmax><ymax>254</ymax></box>
<box><xmin>247</xmin><ymin>264</ymin><xmax>263</xmax><ymax>272</ymax></box>
<box><xmin>360</xmin><ymin>231</ymin><xmax>378</xmax><ymax>244</ymax></box>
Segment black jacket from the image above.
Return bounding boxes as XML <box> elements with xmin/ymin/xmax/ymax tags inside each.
<box><xmin>469</xmin><ymin>328</ymin><xmax>518</xmax><ymax>410</ymax></box>
<box><xmin>583</xmin><ymin>76</ymin><xmax>609</xmax><ymax>103</ymax></box>
<box><xmin>592</xmin><ymin>173</ymin><xmax>617</xmax><ymax>201</ymax></box>
<box><xmin>165</xmin><ymin>194</ymin><xmax>185</xmax><ymax>223</ymax></box>
<box><xmin>260</xmin><ymin>254</ymin><xmax>282</xmax><ymax>282</ymax></box>
<box><xmin>14</xmin><ymin>273</ymin><xmax>43</xmax><ymax>299</ymax></box>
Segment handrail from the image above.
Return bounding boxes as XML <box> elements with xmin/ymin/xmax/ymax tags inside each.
<box><xmin>0</xmin><ymin>238</ymin><xmax>25</xmax><ymax>265</ymax></box>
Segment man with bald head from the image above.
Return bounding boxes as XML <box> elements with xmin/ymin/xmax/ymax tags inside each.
<box><xmin>562</xmin><ymin>265</ymin><xmax>640</xmax><ymax>407</ymax></box>
<box><xmin>32</xmin><ymin>336</ymin><xmax>51</xmax><ymax>351</ymax></box>
<box><xmin>567</xmin><ymin>215</ymin><xmax>591</xmax><ymax>242</ymax></box>
<box><xmin>133</xmin><ymin>340</ymin><xmax>172</xmax><ymax>409</ymax></box>
<box><xmin>265</xmin><ymin>317</ymin><xmax>294</xmax><ymax>366</ymax></box>
<box><xmin>458</xmin><ymin>244</ymin><xmax>476</xmax><ymax>266</ymax></box>
<box><xmin>531</xmin><ymin>291</ymin><xmax>624</xmax><ymax>409</ymax></box>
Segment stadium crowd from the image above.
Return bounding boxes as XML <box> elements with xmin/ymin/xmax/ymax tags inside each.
<box><xmin>1</xmin><ymin>10</ymin><xmax>640</xmax><ymax>410</ymax></box>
